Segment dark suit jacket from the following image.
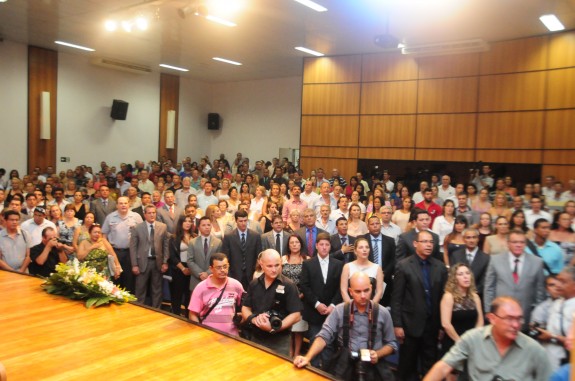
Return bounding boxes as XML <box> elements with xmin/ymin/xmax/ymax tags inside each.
<box><xmin>450</xmin><ymin>248</ymin><xmax>490</xmax><ymax>298</ymax></box>
<box><xmin>132</xmin><ymin>205</ymin><xmax>145</xmax><ymax>220</ymax></box>
<box><xmin>259</xmin><ymin>177</ymin><xmax>271</xmax><ymax>190</ymax></box>
<box><xmin>329</xmin><ymin>234</ymin><xmax>356</xmax><ymax>263</ymax></box>
<box><xmin>395</xmin><ymin>229</ymin><xmax>441</xmax><ymax>262</ymax></box>
<box><xmin>363</xmin><ymin>233</ymin><xmax>396</xmax><ymax>306</ymax></box>
<box><xmin>91</xmin><ymin>198</ymin><xmax>117</xmax><ymax>225</ymax></box>
<box><xmin>129</xmin><ymin>220</ymin><xmax>170</xmax><ymax>273</ymax></box>
<box><xmin>295</xmin><ymin>226</ymin><xmax>327</xmax><ymax>256</ymax></box>
<box><xmin>156</xmin><ymin>204</ymin><xmax>184</xmax><ymax>234</ymax></box>
<box><xmin>299</xmin><ymin>255</ymin><xmax>344</xmax><ymax>325</ymax></box>
<box><xmin>261</xmin><ymin>230</ymin><xmax>290</xmax><ymax>255</ymax></box>
<box><xmin>391</xmin><ymin>255</ymin><xmax>448</xmax><ymax>337</ymax></box>
<box><xmin>222</xmin><ymin>229</ymin><xmax>262</xmax><ymax>288</ymax></box>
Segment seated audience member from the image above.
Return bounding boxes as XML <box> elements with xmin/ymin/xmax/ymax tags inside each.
<box><xmin>0</xmin><ymin>210</ymin><xmax>31</xmax><ymax>273</ymax></box>
<box><xmin>189</xmin><ymin>253</ymin><xmax>244</xmax><ymax>336</ymax></box>
<box><xmin>77</xmin><ymin>224</ymin><xmax>121</xmax><ymax>279</ymax></box>
<box><xmin>29</xmin><ymin>227</ymin><xmax>68</xmax><ymax>277</ymax></box>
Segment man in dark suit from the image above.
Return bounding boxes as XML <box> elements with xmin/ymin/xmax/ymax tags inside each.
<box><xmin>187</xmin><ymin>217</ymin><xmax>223</xmax><ymax>292</ymax></box>
<box><xmin>129</xmin><ymin>205</ymin><xmax>170</xmax><ymax>309</ymax></box>
<box><xmin>258</xmin><ymin>168</ymin><xmax>272</xmax><ymax>191</ymax></box>
<box><xmin>299</xmin><ymin>232</ymin><xmax>343</xmax><ymax>369</ymax></box>
<box><xmin>131</xmin><ymin>192</ymin><xmax>151</xmax><ymax>220</ymax></box>
<box><xmin>392</xmin><ymin>230</ymin><xmax>448</xmax><ymax>381</ymax></box>
<box><xmin>363</xmin><ymin>215</ymin><xmax>396</xmax><ymax>306</ymax></box>
<box><xmin>329</xmin><ymin>217</ymin><xmax>356</xmax><ymax>263</ymax></box>
<box><xmin>156</xmin><ymin>190</ymin><xmax>184</xmax><ymax>234</ymax></box>
<box><xmin>450</xmin><ymin>228</ymin><xmax>490</xmax><ymax>300</ymax></box>
<box><xmin>222</xmin><ymin>210</ymin><xmax>262</xmax><ymax>289</ymax></box>
<box><xmin>295</xmin><ymin>208</ymin><xmax>326</xmax><ymax>256</ymax></box>
<box><xmin>261</xmin><ymin>215</ymin><xmax>289</xmax><ymax>255</ymax></box>
<box><xmin>91</xmin><ymin>185</ymin><xmax>116</xmax><ymax>224</ymax></box>
<box><xmin>396</xmin><ymin>208</ymin><xmax>441</xmax><ymax>261</ymax></box>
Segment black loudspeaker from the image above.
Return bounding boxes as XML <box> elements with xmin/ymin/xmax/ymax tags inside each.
<box><xmin>208</xmin><ymin>113</ymin><xmax>220</xmax><ymax>130</ymax></box>
<box><xmin>111</xmin><ymin>99</ymin><xmax>129</xmax><ymax>120</ymax></box>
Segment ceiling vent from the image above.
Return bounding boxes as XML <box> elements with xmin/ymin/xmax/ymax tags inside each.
<box><xmin>401</xmin><ymin>39</ymin><xmax>489</xmax><ymax>57</ymax></box>
<box><xmin>91</xmin><ymin>57</ymin><xmax>152</xmax><ymax>74</ymax></box>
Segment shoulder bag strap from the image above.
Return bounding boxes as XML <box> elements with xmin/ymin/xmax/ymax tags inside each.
<box><xmin>199</xmin><ymin>282</ymin><xmax>227</xmax><ymax>323</ymax></box>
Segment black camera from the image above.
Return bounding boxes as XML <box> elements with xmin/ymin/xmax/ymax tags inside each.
<box><xmin>350</xmin><ymin>351</ymin><xmax>369</xmax><ymax>381</ymax></box>
<box><xmin>265</xmin><ymin>310</ymin><xmax>284</xmax><ymax>330</ymax></box>
<box><xmin>232</xmin><ymin>291</ymin><xmax>247</xmax><ymax>327</ymax></box>
<box><xmin>527</xmin><ymin>322</ymin><xmax>541</xmax><ymax>339</ymax></box>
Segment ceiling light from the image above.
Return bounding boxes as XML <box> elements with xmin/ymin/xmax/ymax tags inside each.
<box><xmin>206</xmin><ymin>15</ymin><xmax>236</xmax><ymax>27</ymax></box>
<box><xmin>135</xmin><ymin>16</ymin><xmax>148</xmax><ymax>31</ymax></box>
<box><xmin>55</xmin><ymin>41</ymin><xmax>95</xmax><ymax>52</ymax></box>
<box><xmin>293</xmin><ymin>0</ymin><xmax>327</xmax><ymax>12</ymax></box>
<box><xmin>104</xmin><ymin>20</ymin><xmax>117</xmax><ymax>32</ymax></box>
<box><xmin>213</xmin><ymin>57</ymin><xmax>242</xmax><ymax>65</ymax></box>
<box><xmin>295</xmin><ymin>46</ymin><xmax>324</xmax><ymax>56</ymax></box>
<box><xmin>539</xmin><ymin>14</ymin><xmax>565</xmax><ymax>32</ymax></box>
<box><xmin>159</xmin><ymin>64</ymin><xmax>189</xmax><ymax>72</ymax></box>
<box><xmin>121</xmin><ymin>20</ymin><xmax>133</xmax><ymax>32</ymax></box>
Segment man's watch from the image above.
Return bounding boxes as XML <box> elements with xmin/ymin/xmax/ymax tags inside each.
<box><xmin>550</xmin><ymin>336</ymin><xmax>559</xmax><ymax>345</ymax></box>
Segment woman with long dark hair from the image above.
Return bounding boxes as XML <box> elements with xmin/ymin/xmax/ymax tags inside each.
<box><xmin>169</xmin><ymin>215</ymin><xmax>196</xmax><ymax>316</ymax></box>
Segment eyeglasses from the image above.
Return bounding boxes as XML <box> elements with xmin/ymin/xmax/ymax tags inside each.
<box><xmin>213</xmin><ymin>265</ymin><xmax>229</xmax><ymax>271</ymax></box>
<box><xmin>492</xmin><ymin>313</ymin><xmax>524</xmax><ymax>325</ymax></box>
<box><xmin>416</xmin><ymin>240</ymin><xmax>434</xmax><ymax>244</ymax></box>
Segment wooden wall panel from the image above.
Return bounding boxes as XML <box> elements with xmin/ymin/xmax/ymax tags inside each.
<box><xmin>543</xmin><ymin>150</ymin><xmax>575</xmax><ymax>165</ymax></box>
<box><xmin>301</xmin><ymin>116</ymin><xmax>359</xmax><ymax>146</ymax></box>
<box><xmin>546</xmin><ymin>68</ymin><xmax>575</xmax><ymax>109</ymax></box>
<box><xmin>299</xmin><ymin>158</ymin><xmax>357</xmax><ymax>182</ymax></box>
<box><xmin>478</xmin><ymin>72</ymin><xmax>546</xmax><ymax>111</ymax></box>
<box><xmin>159</xmin><ymin>73</ymin><xmax>180</xmax><ymax>163</ymax></box>
<box><xmin>544</xmin><ymin>110</ymin><xmax>575</xmax><ymax>149</ymax></box>
<box><xmin>479</xmin><ymin>36</ymin><xmax>548</xmax><ymax>74</ymax></box>
<box><xmin>360</xmin><ymin>81</ymin><xmax>417</xmax><ymax>115</ymax></box>
<box><xmin>299</xmin><ymin>146</ymin><xmax>357</xmax><ymax>159</ymax></box>
<box><xmin>417</xmin><ymin>53</ymin><xmax>480</xmax><ymax>79</ymax></box>
<box><xmin>415</xmin><ymin>149</ymin><xmax>474</xmax><ymax>162</ymax></box>
<box><xmin>475</xmin><ymin>149</ymin><xmax>542</xmax><ymax>163</ymax></box>
<box><xmin>302</xmin><ymin>84</ymin><xmax>360</xmax><ymax>115</ymax></box>
<box><xmin>359</xmin><ymin>148</ymin><xmax>414</xmax><ymax>160</ymax></box>
<box><xmin>476</xmin><ymin>112</ymin><xmax>544</xmax><ymax>149</ymax></box>
<box><xmin>303</xmin><ymin>56</ymin><xmax>362</xmax><ymax>84</ymax></box>
<box><xmin>28</xmin><ymin>46</ymin><xmax>58</xmax><ymax>174</ymax></box>
<box><xmin>361</xmin><ymin>53</ymin><xmax>418</xmax><ymax>82</ymax></box>
<box><xmin>542</xmin><ymin>165</ymin><xmax>575</xmax><ymax>185</ymax></box>
<box><xmin>417</xmin><ymin>77</ymin><xmax>478</xmax><ymax>114</ymax></box>
<box><xmin>415</xmin><ymin>114</ymin><xmax>476</xmax><ymax>149</ymax></box>
<box><xmin>359</xmin><ymin>115</ymin><xmax>416</xmax><ymax>147</ymax></box>
<box><xmin>548</xmin><ymin>31</ymin><xmax>575</xmax><ymax>69</ymax></box>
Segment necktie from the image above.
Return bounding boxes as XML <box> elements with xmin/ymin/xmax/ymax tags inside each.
<box><xmin>241</xmin><ymin>233</ymin><xmax>246</xmax><ymax>252</ymax></box>
<box><xmin>149</xmin><ymin>224</ymin><xmax>156</xmax><ymax>257</ymax></box>
<box><xmin>204</xmin><ymin>238</ymin><xmax>209</xmax><ymax>258</ymax></box>
<box><xmin>307</xmin><ymin>228</ymin><xmax>314</xmax><ymax>256</ymax></box>
<box><xmin>372</xmin><ymin>238</ymin><xmax>379</xmax><ymax>265</ymax></box>
<box><xmin>513</xmin><ymin>258</ymin><xmax>519</xmax><ymax>284</ymax></box>
<box><xmin>275</xmin><ymin>233</ymin><xmax>281</xmax><ymax>254</ymax></box>
<box><xmin>421</xmin><ymin>260</ymin><xmax>432</xmax><ymax>315</ymax></box>
<box><xmin>467</xmin><ymin>252</ymin><xmax>473</xmax><ymax>263</ymax></box>
<box><xmin>341</xmin><ymin>236</ymin><xmax>347</xmax><ymax>245</ymax></box>
<box><xmin>103</xmin><ymin>199</ymin><xmax>107</xmax><ymax>208</ymax></box>
<box><xmin>170</xmin><ymin>205</ymin><xmax>174</xmax><ymax>216</ymax></box>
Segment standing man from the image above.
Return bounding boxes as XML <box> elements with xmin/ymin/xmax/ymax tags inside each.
<box><xmin>330</xmin><ymin>217</ymin><xmax>356</xmax><ymax>264</ymax></box>
<box><xmin>242</xmin><ymin>249</ymin><xmax>303</xmax><ymax>356</ymax></box>
<box><xmin>196</xmin><ymin>182</ymin><xmax>218</xmax><ymax>211</ymax></box>
<box><xmin>299</xmin><ymin>233</ymin><xmax>344</xmax><ymax>368</ymax></box>
<box><xmin>102</xmin><ymin>196</ymin><xmax>143</xmax><ymax>293</ymax></box>
<box><xmin>396</xmin><ymin>209</ymin><xmax>441</xmax><ymax>261</ymax></box>
<box><xmin>470</xmin><ymin>164</ymin><xmax>494</xmax><ymax>191</ymax></box>
<box><xmin>454</xmin><ymin>192</ymin><xmax>479</xmax><ymax>225</ymax></box>
<box><xmin>314</xmin><ymin>182</ymin><xmax>337</xmax><ymax>218</ymax></box>
<box><xmin>156</xmin><ymin>190</ymin><xmax>183</xmax><ymax>234</ymax></box>
<box><xmin>531</xmin><ymin>218</ymin><xmax>564</xmax><ymax>275</ymax></box>
<box><xmin>415</xmin><ymin>188</ymin><xmax>442</xmax><ymax>228</ymax></box>
<box><xmin>29</xmin><ymin>227</ymin><xmax>68</xmax><ymax>277</ymax></box>
<box><xmin>130</xmin><ymin>205</ymin><xmax>170</xmax><ymax>308</ymax></box>
<box><xmin>328</xmin><ymin>168</ymin><xmax>347</xmax><ymax>188</ymax></box>
<box><xmin>137</xmin><ymin>169</ymin><xmax>155</xmax><ymax>195</ymax></box>
<box><xmin>438</xmin><ymin>175</ymin><xmax>455</xmax><ymax>201</ymax></box>
<box><xmin>175</xmin><ymin>177</ymin><xmax>195</xmax><ymax>208</ymax></box>
<box><xmin>132</xmin><ymin>192</ymin><xmax>152</xmax><ymax>220</ymax></box>
<box><xmin>524</xmin><ymin>196</ymin><xmax>552</xmax><ymax>229</ymax></box>
<box><xmin>450</xmin><ymin>228</ymin><xmax>490</xmax><ymax>300</ymax></box>
<box><xmin>222</xmin><ymin>210</ymin><xmax>262</xmax><ymax>289</ymax></box>
<box><xmin>188</xmin><ymin>253</ymin><xmax>245</xmax><ymax>336</ymax></box>
<box><xmin>392</xmin><ymin>230</ymin><xmax>448</xmax><ymax>380</ymax></box>
<box><xmin>300</xmin><ymin>180</ymin><xmax>320</xmax><ymax>211</ymax></box>
<box><xmin>0</xmin><ymin>210</ymin><xmax>31</xmax><ymax>273</ymax></box>
<box><xmin>261</xmin><ymin>215</ymin><xmax>289</xmax><ymax>255</ymax></box>
<box><xmin>380</xmin><ymin>205</ymin><xmax>402</xmax><ymax>244</ymax></box>
<box><xmin>296</xmin><ymin>208</ymin><xmax>326</xmax><ymax>256</ymax></box>
<box><xmin>91</xmin><ymin>185</ymin><xmax>116</xmax><ymax>225</ymax></box>
<box><xmin>329</xmin><ymin>196</ymin><xmax>350</xmax><ymax>221</ymax></box>
<box><xmin>282</xmin><ymin>185</ymin><xmax>308</xmax><ymax>223</ymax></box>
<box><xmin>484</xmin><ymin>230</ymin><xmax>546</xmax><ymax>327</ymax></box>
<box><xmin>187</xmin><ymin>217</ymin><xmax>223</xmax><ymax>293</ymax></box>
<box><xmin>364</xmin><ymin>215</ymin><xmax>396</xmax><ymax>306</ymax></box>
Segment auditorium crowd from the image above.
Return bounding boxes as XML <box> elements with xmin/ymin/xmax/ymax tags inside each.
<box><xmin>1</xmin><ymin>154</ymin><xmax>574</xmax><ymax>380</ymax></box>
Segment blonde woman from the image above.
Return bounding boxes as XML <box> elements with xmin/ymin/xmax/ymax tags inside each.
<box><xmin>347</xmin><ymin>204</ymin><xmax>368</xmax><ymax>237</ymax></box>
<box><xmin>205</xmin><ymin>204</ymin><xmax>224</xmax><ymax>240</ymax></box>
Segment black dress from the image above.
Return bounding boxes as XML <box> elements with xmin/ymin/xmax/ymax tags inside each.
<box><xmin>441</xmin><ymin>295</ymin><xmax>478</xmax><ymax>355</ymax></box>
<box><xmin>74</xmin><ymin>203</ymin><xmax>88</xmax><ymax>221</ymax></box>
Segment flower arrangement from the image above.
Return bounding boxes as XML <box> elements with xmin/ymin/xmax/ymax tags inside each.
<box><xmin>42</xmin><ymin>259</ymin><xmax>136</xmax><ymax>308</ymax></box>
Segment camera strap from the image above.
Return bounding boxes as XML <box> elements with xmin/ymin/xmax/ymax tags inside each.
<box><xmin>342</xmin><ymin>301</ymin><xmax>378</xmax><ymax>349</ymax></box>
<box><xmin>199</xmin><ymin>281</ymin><xmax>227</xmax><ymax>323</ymax></box>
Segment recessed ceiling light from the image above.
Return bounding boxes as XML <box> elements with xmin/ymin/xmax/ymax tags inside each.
<box><xmin>104</xmin><ymin>20</ymin><xmax>117</xmax><ymax>32</ymax></box>
<box><xmin>213</xmin><ymin>57</ymin><xmax>242</xmax><ymax>66</ymax></box>
<box><xmin>55</xmin><ymin>41</ymin><xmax>95</xmax><ymax>52</ymax></box>
<box><xmin>205</xmin><ymin>15</ymin><xmax>237</xmax><ymax>27</ymax></box>
<box><xmin>295</xmin><ymin>46</ymin><xmax>324</xmax><ymax>56</ymax></box>
<box><xmin>539</xmin><ymin>14</ymin><xmax>565</xmax><ymax>32</ymax></box>
<box><xmin>159</xmin><ymin>64</ymin><xmax>189</xmax><ymax>72</ymax></box>
<box><xmin>293</xmin><ymin>0</ymin><xmax>327</xmax><ymax>12</ymax></box>
<box><xmin>134</xmin><ymin>16</ymin><xmax>149</xmax><ymax>31</ymax></box>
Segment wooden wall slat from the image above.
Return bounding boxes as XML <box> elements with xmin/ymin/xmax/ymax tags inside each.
<box><xmin>28</xmin><ymin>46</ymin><xmax>58</xmax><ymax>174</ymax></box>
<box><xmin>542</xmin><ymin>165</ymin><xmax>575</xmax><ymax>186</ymax></box>
<box><xmin>360</xmin><ymin>81</ymin><xmax>418</xmax><ymax>115</ymax></box>
<box><xmin>478</xmin><ymin>72</ymin><xmax>546</xmax><ymax>112</ymax></box>
<box><xmin>479</xmin><ymin>36</ymin><xmax>548</xmax><ymax>74</ymax></box>
<box><xmin>543</xmin><ymin>150</ymin><xmax>575</xmax><ymax>165</ymax></box>
<box><xmin>361</xmin><ymin>53</ymin><xmax>418</xmax><ymax>82</ymax></box>
<box><xmin>359</xmin><ymin>115</ymin><xmax>416</xmax><ymax>147</ymax></box>
<box><xmin>547</xmin><ymin>31</ymin><xmax>575</xmax><ymax>69</ymax></box>
<box><xmin>476</xmin><ymin>112</ymin><xmax>544</xmax><ymax>149</ymax></box>
<box><xmin>546</xmin><ymin>68</ymin><xmax>575</xmax><ymax>109</ymax></box>
<box><xmin>475</xmin><ymin>149</ymin><xmax>542</xmax><ymax>164</ymax></box>
<box><xmin>415</xmin><ymin>114</ymin><xmax>476</xmax><ymax>149</ymax></box>
<box><xmin>299</xmin><ymin>146</ymin><xmax>358</xmax><ymax>159</ymax></box>
<box><xmin>302</xmin><ymin>84</ymin><xmax>361</xmax><ymax>115</ymax></box>
<box><xmin>359</xmin><ymin>148</ymin><xmax>415</xmax><ymax>161</ymax></box>
<box><xmin>415</xmin><ymin>149</ymin><xmax>474</xmax><ymax>162</ymax></box>
<box><xmin>417</xmin><ymin>53</ymin><xmax>480</xmax><ymax>79</ymax></box>
<box><xmin>301</xmin><ymin>116</ymin><xmax>359</xmax><ymax>146</ymax></box>
<box><xmin>303</xmin><ymin>56</ymin><xmax>362</xmax><ymax>84</ymax></box>
<box><xmin>299</xmin><ymin>158</ymin><xmax>358</xmax><ymax>182</ymax></box>
<box><xmin>159</xmin><ymin>73</ymin><xmax>180</xmax><ymax>163</ymax></box>
<box><xmin>417</xmin><ymin>77</ymin><xmax>478</xmax><ymax>114</ymax></box>
<box><xmin>544</xmin><ymin>110</ymin><xmax>575</xmax><ymax>149</ymax></box>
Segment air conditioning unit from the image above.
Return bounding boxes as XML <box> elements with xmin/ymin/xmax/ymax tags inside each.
<box><xmin>91</xmin><ymin>57</ymin><xmax>152</xmax><ymax>74</ymax></box>
<box><xmin>401</xmin><ymin>39</ymin><xmax>490</xmax><ymax>57</ymax></box>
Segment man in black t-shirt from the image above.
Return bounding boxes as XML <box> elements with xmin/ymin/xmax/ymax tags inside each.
<box><xmin>29</xmin><ymin>227</ymin><xmax>68</xmax><ymax>277</ymax></box>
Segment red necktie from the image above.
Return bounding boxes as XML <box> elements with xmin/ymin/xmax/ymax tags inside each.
<box><xmin>513</xmin><ymin>258</ymin><xmax>519</xmax><ymax>284</ymax></box>
<box><xmin>307</xmin><ymin>228</ymin><xmax>314</xmax><ymax>256</ymax></box>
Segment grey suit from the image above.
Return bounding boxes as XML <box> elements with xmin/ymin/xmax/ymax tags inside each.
<box><xmin>483</xmin><ymin>252</ymin><xmax>546</xmax><ymax>326</ymax></box>
<box><xmin>295</xmin><ymin>226</ymin><xmax>327</xmax><ymax>256</ymax></box>
<box><xmin>260</xmin><ymin>230</ymin><xmax>289</xmax><ymax>255</ymax></box>
<box><xmin>187</xmin><ymin>235</ymin><xmax>222</xmax><ymax>291</ymax></box>
<box><xmin>156</xmin><ymin>204</ymin><xmax>184</xmax><ymax>234</ymax></box>
<box><xmin>91</xmin><ymin>198</ymin><xmax>116</xmax><ymax>225</ymax></box>
<box><xmin>129</xmin><ymin>220</ymin><xmax>170</xmax><ymax>308</ymax></box>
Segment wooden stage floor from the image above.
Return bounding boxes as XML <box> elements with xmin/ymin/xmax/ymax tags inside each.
<box><xmin>0</xmin><ymin>270</ymin><xmax>331</xmax><ymax>380</ymax></box>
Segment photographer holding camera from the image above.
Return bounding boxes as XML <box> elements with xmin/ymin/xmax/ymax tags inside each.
<box><xmin>241</xmin><ymin>249</ymin><xmax>303</xmax><ymax>356</ymax></box>
<box><xmin>29</xmin><ymin>226</ymin><xmax>68</xmax><ymax>277</ymax></box>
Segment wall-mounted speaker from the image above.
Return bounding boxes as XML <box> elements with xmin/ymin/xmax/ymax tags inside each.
<box><xmin>111</xmin><ymin>99</ymin><xmax>129</xmax><ymax>120</ymax></box>
<box><xmin>208</xmin><ymin>113</ymin><xmax>220</xmax><ymax>130</ymax></box>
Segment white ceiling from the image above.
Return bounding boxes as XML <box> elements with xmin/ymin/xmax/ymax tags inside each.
<box><xmin>0</xmin><ymin>0</ymin><xmax>574</xmax><ymax>82</ymax></box>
